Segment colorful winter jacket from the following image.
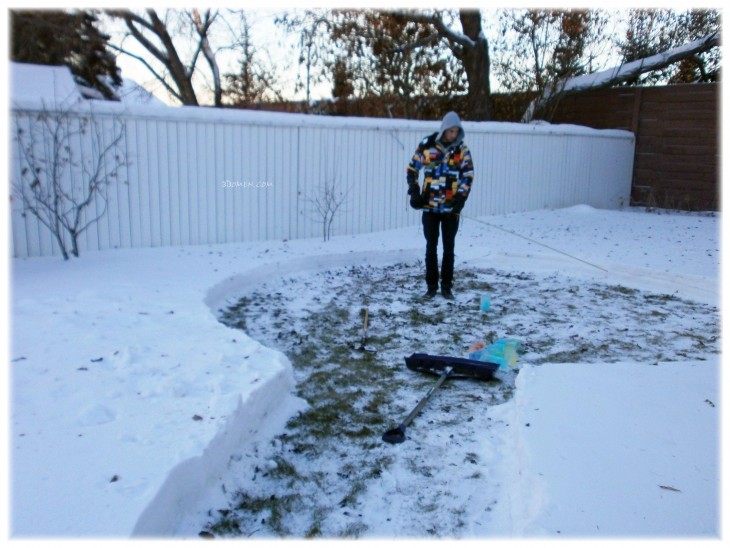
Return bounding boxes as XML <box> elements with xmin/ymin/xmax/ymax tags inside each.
<box><xmin>407</xmin><ymin>112</ymin><xmax>474</xmax><ymax>213</ymax></box>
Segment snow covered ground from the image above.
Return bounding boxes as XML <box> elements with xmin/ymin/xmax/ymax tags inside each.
<box><xmin>7</xmin><ymin>205</ymin><xmax>721</xmax><ymax>540</ymax></box>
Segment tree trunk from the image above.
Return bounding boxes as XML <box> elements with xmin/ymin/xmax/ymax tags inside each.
<box><xmin>111</xmin><ymin>9</ymin><xmax>200</xmax><ymax>106</ymax></box>
<box><xmin>459</xmin><ymin>10</ymin><xmax>491</xmax><ymax>121</ymax></box>
<box><xmin>146</xmin><ymin>10</ymin><xmax>199</xmax><ymax>106</ymax></box>
<box><xmin>389</xmin><ymin>9</ymin><xmax>493</xmax><ymax>120</ymax></box>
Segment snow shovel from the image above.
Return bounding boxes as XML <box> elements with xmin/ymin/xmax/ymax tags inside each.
<box><xmin>382</xmin><ymin>366</ymin><xmax>453</xmax><ymax>444</ymax></box>
<box><xmin>356</xmin><ymin>307</ymin><xmax>376</xmax><ymax>353</ymax></box>
<box><xmin>382</xmin><ymin>354</ymin><xmax>499</xmax><ymax>444</ymax></box>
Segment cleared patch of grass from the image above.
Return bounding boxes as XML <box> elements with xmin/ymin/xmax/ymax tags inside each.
<box><xmin>207</xmin><ymin>263</ymin><xmax>719</xmax><ymax>538</ymax></box>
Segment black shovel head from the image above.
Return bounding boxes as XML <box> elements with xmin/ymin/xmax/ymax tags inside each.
<box><xmin>405</xmin><ymin>353</ymin><xmax>499</xmax><ymax>380</ymax></box>
<box><xmin>382</xmin><ymin>424</ymin><xmax>406</xmax><ymax>444</ymax></box>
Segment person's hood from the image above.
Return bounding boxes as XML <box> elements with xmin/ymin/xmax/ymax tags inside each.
<box><xmin>438</xmin><ymin>111</ymin><xmax>465</xmax><ymax>147</ymax></box>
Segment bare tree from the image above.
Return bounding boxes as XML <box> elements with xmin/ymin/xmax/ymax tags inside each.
<box><xmin>106</xmin><ymin>8</ymin><xmax>223</xmax><ymax>106</ymax></box>
<box><xmin>276</xmin><ymin>11</ymin><xmax>334</xmax><ymax>106</ymax></box>
<box><xmin>280</xmin><ymin>9</ymin><xmax>491</xmax><ymax>119</ymax></box>
<box><xmin>494</xmin><ymin>10</ymin><xmax>609</xmax><ymax>98</ymax></box>
<box><xmin>307</xmin><ymin>178</ymin><xmax>348</xmax><ymax>242</ymax></box>
<box><xmin>390</xmin><ymin>9</ymin><xmax>492</xmax><ymax>120</ymax></box>
<box><xmin>191</xmin><ymin>8</ymin><xmax>222</xmax><ymax>106</ymax></box>
<box><xmin>13</xmin><ymin>97</ymin><xmax>127</xmax><ymax>259</ymax></box>
<box><xmin>618</xmin><ymin>9</ymin><xmax>721</xmax><ymax>85</ymax></box>
<box><xmin>224</xmin><ymin>12</ymin><xmax>282</xmax><ymax>105</ymax></box>
<box><xmin>522</xmin><ymin>31</ymin><xmax>720</xmax><ymax>121</ymax></box>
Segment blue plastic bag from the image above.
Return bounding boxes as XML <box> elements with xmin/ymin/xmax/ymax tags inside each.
<box><xmin>469</xmin><ymin>338</ymin><xmax>521</xmax><ymax>371</ymax></box>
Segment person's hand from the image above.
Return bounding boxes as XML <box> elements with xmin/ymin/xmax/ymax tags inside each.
<box><xmin>451</xmin><ymin>196</ymin><xmax>465</xmax><ymax>214</ymax></box>
<box><xmin>408</xmin><ymin>182</ymin><xmax>423</xmax><ymax>210</ymax></box>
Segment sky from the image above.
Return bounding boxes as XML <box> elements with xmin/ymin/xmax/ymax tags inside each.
<box><xmin>4</xmin><ymin>3</ymin><xmax>724</xmax><ymax>107</ymax></box>
<box><xmin>99</xmin><ymin>6</ymin><xmax>632</xmax><ymax>107</ymax></box>
<box><xmin>100</xmin><ymin>8</ymin><xmax>329</xmax><ymax>105</ymax></box>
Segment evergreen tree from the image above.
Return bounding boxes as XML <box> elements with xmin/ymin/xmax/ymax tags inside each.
<box><xmin>10</xmin><ymin>9</ymin><xmax>122</xmax><ymax>100</ymax></box>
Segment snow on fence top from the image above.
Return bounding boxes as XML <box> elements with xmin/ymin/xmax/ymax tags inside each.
<box><xmin>10</xmin><ymin>63</ymin><xmax>84</xmax><ymax>105</ymax></box>
<box><xmin>12</xmin><ymin>95</ymin><xmax>632</xmax><ymax>139</ymax></box>
<box><xmin>10</xmin><ymin>98</ymin><xmax>635</xmax><ymax>258</ymax></box>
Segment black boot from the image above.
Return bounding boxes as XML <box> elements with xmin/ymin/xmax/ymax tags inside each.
<box><xmin>441</xmin><ymin>287</ymin><xmax>454</xmax><ymax>300</ymax></box>
<box><xmin>423</xmin><ymin>286</ymin><xmax>438</xmax><ymax>299</ymax></box>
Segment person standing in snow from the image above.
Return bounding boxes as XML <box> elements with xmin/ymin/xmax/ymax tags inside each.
<box><xmin>407</xmin><ymin>111</ymin><xmax>474</xmax><ymax>300</ymax></box>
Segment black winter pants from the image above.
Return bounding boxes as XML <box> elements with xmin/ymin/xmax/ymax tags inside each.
<box><xmin>422</xmin><ymin>211</ymin><xmax>460</xmax><ymax>290</ymax></box>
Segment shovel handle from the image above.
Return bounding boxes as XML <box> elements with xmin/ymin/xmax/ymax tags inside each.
<box><xmin>400</xmin><ymin>366</ymin><xmax>452</xmax><ymax>429</ymax></box>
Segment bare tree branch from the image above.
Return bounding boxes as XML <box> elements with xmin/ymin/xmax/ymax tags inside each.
<box><xmin>107</xmin><ymin>42</ymin><xmax>183</xmax><ymax>102</ymax></box>
<box><xmin>523</xmin><ymin>31</ymin><xmax>720</xmax><ymax>121</ymax></box>
<box><xmin>108</xmin><ymin>9</ymin><xmax>169</xmax><ymax>65</ymax></box>
<box><xmin>391</xmin><ymin>10</ymin><xmax>475</xmax><ymax>50</ymax></box>
<box><xmin>106</xmin><ymin>9</ymin><xmax>200</xmax><ymax>105</ymax></box>
<box><xmin>385</xmin><ymin>9</ymin><xmax>492</xmax><ymax>119</ymax></box>
<box><xmin>13</xmin><ymin>98</ymin><xmax>128</xmax><ymax>259</ymax></box>
<box><xmin>191</xmin><ymin>9</ymin><xmax>223</xmax><ymax>106</ymax></box>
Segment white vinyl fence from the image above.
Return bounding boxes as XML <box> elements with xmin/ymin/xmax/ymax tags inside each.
<box><xmin>9</xmin><ymin>100</ymin><xmax>635</xmax><ymax>258</ymax></box>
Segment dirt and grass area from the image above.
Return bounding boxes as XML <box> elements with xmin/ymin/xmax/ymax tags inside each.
<box><xmin>203</xmin><ymin>261</ymin><xmax>719</xmax><ymax>538</ymax></box>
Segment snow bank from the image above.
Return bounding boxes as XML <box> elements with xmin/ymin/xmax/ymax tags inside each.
<box><xmin>132</xmin><ymin>357</ymin><xmax>302</xmax><ymax>536</ymax></box>
<box><xmin>10</xmin><ymin>222</ymin><xmax>427</xmax><ymax>537</ymax></box>
<box><xmin>502</xmin><ymin>360</ymin><xmax>719</xmax><ymax>537</ymax></box>
<box><xmin>10</xmin><ymin>62</ymin><xmax>83</xmax><ymax>105</ymax></box>
<box><xmin>10</xmin><ymin>244</ymin><xmax>305</xmax><ymax>537</ymax></box>
<box><xmin>459</xmin><ymin>207</ymin><xmax>718</xmax><ymax>305</ymax></box>
<box><xmin>205</xmin><ymin>248</ymin><xmax>422</xmax><ymax>313</ymax></box>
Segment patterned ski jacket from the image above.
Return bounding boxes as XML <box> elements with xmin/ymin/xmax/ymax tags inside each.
<box><xmin>406</xmin><ymin>112</ymin><xmax>474</xmax><ymax>213</ymax></box>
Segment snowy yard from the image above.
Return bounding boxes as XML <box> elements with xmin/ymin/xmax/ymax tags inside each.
<box><xmin>8</xmin><ymin>205</ymin><xmax>721</xmax><ymax>539</ymax></box>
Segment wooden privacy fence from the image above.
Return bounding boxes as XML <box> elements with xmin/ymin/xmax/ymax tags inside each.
<box><xmin>10</xmin><ymin>101</ymin><xmax>635</xmax><ymax>258</ymax></box>
<box><xmin>552</xmin><ymin>83</ymin><xmax>719</xmax><ymax>211</ymax></box>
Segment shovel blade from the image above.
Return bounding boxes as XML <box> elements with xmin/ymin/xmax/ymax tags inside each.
<box><xmin>382</xmin><ymin>425</ymin><xmax>406</xmax><ymax>444</ymax></box>
<box><xmin>405</xmin><ymin>353</ymin><xmax>498</xmax><ymax>380</ymax></box>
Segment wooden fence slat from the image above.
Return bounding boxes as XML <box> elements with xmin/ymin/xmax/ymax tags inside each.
<box><xmin>553</xmin><ymin>83</ymin><xmax>718</xmax><ymax>211</ymax></box>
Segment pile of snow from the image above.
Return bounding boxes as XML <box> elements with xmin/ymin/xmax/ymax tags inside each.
<box><xmin>110</xmin><ymin>77</ymin><xmax>168</xmax><ymax>107</ymax></box>
<box><xmin>8</xmin><ymin>206</ymin><xmax>720</xmax><ymax>538</ymax></box>
<box><xmin>9</xmin><ymin>61</ymin><xmax>168</xmax><ymax>108</ymax></box>
<box><xmin>10</xmin><ymin>62</ymin><xmax>83</xmax><ymax>105</ymax></box>
<box><xmin>499</xmin><ymin>361</ymin><xmax>718</xmax><ymax>536</ymax></box>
